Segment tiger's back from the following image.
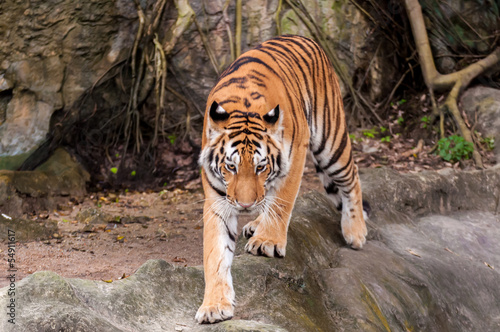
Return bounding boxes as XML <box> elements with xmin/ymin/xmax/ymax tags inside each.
<box><xmin>196</xmin><ymin>35</ymin><xmax>367</xmax><ymax>324</ymax></box>
<box><xmin>205</xmin><ymin>35</ymin><xmax>349</xmax><ymax>161</ymax></box>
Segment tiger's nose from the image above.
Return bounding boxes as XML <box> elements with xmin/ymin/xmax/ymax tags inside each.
<box><xmin>238</xmin><ymin>201</ymin><xmax>255</xmax><ymax>208</ymax></box>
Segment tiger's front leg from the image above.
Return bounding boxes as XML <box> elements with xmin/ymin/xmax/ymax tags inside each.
<box><xmin>195</xmin><ymin>196</ymin><xmax>237</xmax><ymax>324</ymax></box>
<box><xmin>244</xmin><ymin>149</ymin><xmax>307</xmax><ymax>258</ymax></box>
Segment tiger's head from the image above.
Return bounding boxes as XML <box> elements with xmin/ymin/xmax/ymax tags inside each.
<box><xmin>200</xmin><ymin>100</ymin><xmax>288</xmax><ymax>212</ymax></box>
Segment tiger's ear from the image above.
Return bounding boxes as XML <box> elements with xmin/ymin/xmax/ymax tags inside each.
<box><xmin>263</xmin><ymin>105</ymin><xmax>280</xmax><ymax>124</ymax></box>
<box><xmin>263</xmin><ymin>105</ymin><xmax>282</xmax><ymax>136</ymax></box>
<box><xmin>209</xmin><ymin>101</ymin><xmax>229</xmax><ymax>122</ymax></box>
<box><xmin>207</xmin><ymin>101</ymin><xmax>228</xmax><ymax>140</ymax></box>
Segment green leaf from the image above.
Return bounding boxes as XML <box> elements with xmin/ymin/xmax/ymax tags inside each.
<box><xmin>110</xmin><ymin>167</ymin><xmax>118</xmax><ymax>174</ymax></box>
<box><xmin>168</xmin><ymin>134</ymin><xmax>177</xmax><ymax>145</ymax></box>
<box><xmin>436</xmin><ymin>135</ymin><xmax>474</xmax><ymax>163</ymax></box>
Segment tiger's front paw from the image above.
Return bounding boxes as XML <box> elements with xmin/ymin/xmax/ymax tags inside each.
<box><xmin>242</xmin><ymin>217</ymin><xmax>261</xmax><ymax>238</ymax></box>
<box><xmin>195</xmin><ymin>301</ymin><xmax>234</xmax><ymax>324</ymax></box>
<box><xmin>245</xmin><ymin>235</ymin><xmax>286</xmax><ymax>258</ymax></box>
<box><xmin>342</xmin><ymin>217</ymin><xmax>367</xmax><ymax>250</ymax></box>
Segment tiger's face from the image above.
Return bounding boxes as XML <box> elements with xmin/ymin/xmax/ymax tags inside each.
<box><xmin>200</xmin><ymin>100</ymin><xmax>287</xmax><ymax>212</ymax></box>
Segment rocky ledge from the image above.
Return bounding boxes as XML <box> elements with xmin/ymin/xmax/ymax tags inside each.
<box><xmin>1</xmin><ymin>166</ymin><xmax>499</xmax><ymax>331</ymax></box>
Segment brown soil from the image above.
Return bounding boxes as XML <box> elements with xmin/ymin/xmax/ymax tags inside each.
<box><xmin>0</xmin><ymin>158</ymin><xmax>322</xmax><ymax>288</ymax></box>
<box><xmin>0</xmin><ymin>136</ymin><xmax>494</xmax><ymax>288</ymax></box>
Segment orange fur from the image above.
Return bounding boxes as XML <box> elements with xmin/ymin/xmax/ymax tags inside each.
<box><xmin>196</xmin><ymin>35</ymin><xmax>367</xmax><ymax>324</ymax></box>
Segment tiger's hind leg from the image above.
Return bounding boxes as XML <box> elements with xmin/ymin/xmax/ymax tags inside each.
<box><xmin>313</xmin><ymin>152</ymin><xmax>368</xmax><ymax>249</ymax></box>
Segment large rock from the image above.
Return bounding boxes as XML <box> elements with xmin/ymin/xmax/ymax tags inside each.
<box><xmin>0</xmin><ymin>0</ymin><xmax>136</xmax><ymax>165</ymax></box>
<box><xmin>1</xmin><ymin>166</ymin><xmax>500</xmax><ymax>331</ymax></box>
<box><xmin>461</xmin><ymin>86</ymin><xmax>500</xmax><ymax>163</ymax></box>
<box><xmin>0</xmin><ymin>148</ymin><xmax>89</xmax><ymax>218</ymax></box>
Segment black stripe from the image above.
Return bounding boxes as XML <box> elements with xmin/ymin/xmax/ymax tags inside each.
<box><xmin>208</xmin><ymin>179</ymin><xmax>226</xmax><ymax>197</ymax></box>
<box><xmin>214</xmin><ymin>76</ymin><xmax>248</xmax><ymax>94</ymax></box>
<box><xmin>323</xmin><ymin>130</ymin><xmax>348</xmax><ymax>169</ymax></box>
<box><xmin>219</xmin><ymin>98</ymin><xmax>241</xmax><ymax>106</ymax></box>
<box><xmin>328</xmin><ymin>151</ymin><xmax>352</xmax><ymax>177</ymax></box>
<box><xmin>225</xmin><ymin>224</ymin><xmax>236</xmax><ymax>242</ymax></box>
<box><xmin>219</xmin><ymin>56</ymin><xmax>280</xmax><ymax>82</ymax></box>
<box><xmin>251</xmin><ymin>140</ymin><xmax>261</xmax><ymax>149</ymax></box>
<box><xmin>325</xmin><ymin>182</ymin><xmax>339</xmax><ymax>194</ymax></box>
<box><xmin>315</xmin><ymin>164</ymin><xmax>323</xmax><ymax>173</ymax></box>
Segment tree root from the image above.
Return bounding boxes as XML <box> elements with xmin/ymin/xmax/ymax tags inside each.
<box><xmin>119</xmin><ymin>0</ymin><xmax>195</xmax><ymax>164</ymax></box>
<box><xmin>235</xmin><ymin>0</ymin><xmax>242</xmax><ymax>58</ymax></box>
<box><xmin>404</xmin><ymin>0</ymin><xmax>500</xmax><ymax>168</ymax></box>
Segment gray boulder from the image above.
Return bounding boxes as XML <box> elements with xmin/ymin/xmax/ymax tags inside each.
<box><xmin>0</xmin><ymin>148</ymin><xmax>89</xmax><ymax>218</ymax></box>
<box><xmin>461</xmin><ymin>86</ymin><xmax>500</xmax><ymax>163</ymax></box>
<box><xmin>1</xmin><ymin>166</ymin><xmax>500</xmax><ymax>331</ymax></box>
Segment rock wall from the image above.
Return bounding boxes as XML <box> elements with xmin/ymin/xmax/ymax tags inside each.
<box><xmin>0</xmin><ymin>0</ymin><xmax>137</xmax><ymax>166</ymax></box>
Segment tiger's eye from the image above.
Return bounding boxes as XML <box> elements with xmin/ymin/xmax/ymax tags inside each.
<box><xmin>227</xmin><ymin>164</ymin><xmax>236</xmax><ymax>171</ymax></box>
<box><xmin>256</xmin><ymin>165</ymin><xmax>266</xmax><ymax>172</ymax></box>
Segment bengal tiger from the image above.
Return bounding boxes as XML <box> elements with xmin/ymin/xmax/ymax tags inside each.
<box><xmin>196</xmin><ymin>35</ymin><xmax>368</xmax><ymax>324</ymax></box>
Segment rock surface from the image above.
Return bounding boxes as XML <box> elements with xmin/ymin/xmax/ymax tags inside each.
<box><xmin>1</xmin><ymin>166</ymin><xmax>500</xmax><ymax>331</ymax></box>
<box><xmin>0</xmin><ymin>0</ymin><xmax>136</xmax><ymax>162</ymax></box>
<box><xmin>0</xmin><ymin>148</ymin><xmax>89</xmax><ymax>218</ymax></box>
<box><xmin>461</xmin><ymin>86</ymin><xmax>500</xmax><ymax>163</ymax></box>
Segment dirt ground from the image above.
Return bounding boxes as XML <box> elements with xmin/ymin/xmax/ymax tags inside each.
<box><xmin>0</xmin><ymin>160</ymin><xmax>323</xmax><ymax>288</ymax></box>
<box><xmin>0</xmin><ymin>135</ymin><xmax>495</xmax><ymax>288</ymax></box>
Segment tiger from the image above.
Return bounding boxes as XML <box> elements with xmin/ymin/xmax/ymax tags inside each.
<box><xmin>196</xmin><ymin>35</ymin><xmax>368</xmax><ymax>324</ymax></box>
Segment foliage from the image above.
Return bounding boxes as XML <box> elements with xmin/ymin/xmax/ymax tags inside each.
<box><xmin>390</xmin><ymin>99</ymin><xmax>407</xmax><ymax>107</ymax></box>
<box><xmin>481</xmin><ymin>137</ymin><xmax>495</xmax><ymax>151</ymax></box>
<box><xmin>362</xmin><ymin>128</ymin><xmax>378</xmax><ymax>138</ymax></box>
<box><xmin>420</xmin><ymin>116</ymin><xmax>430</xmax><ymax>129</ymax></box>
<box><xmin>349</xmin><ymin>133</ymin><xmax>358</xmax><ymax>143</ymax></box>
<box><xmin>475</xmin><ymin>131</ymin><xmax>495</xmax><ymax>151</ymax></box>
<box><xmin>110</xmin><ymin>167</ymin><xmax>118</xmax><ymax>174</ymax></box>
<box><xmin>168</xmin><ymin>134</ymin><xmax>177</xmax><ymax>145</ymax></box>
<box><xmin>361</xmin><ymin>126</ymin><xmax>392</xmax><ymax>144</ymax></box>
<box><xmin>436</xmin><ymin>135</ymin><xmax>474</xmax><ymax>162</ymax></box>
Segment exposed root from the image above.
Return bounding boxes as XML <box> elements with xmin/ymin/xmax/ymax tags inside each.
<box><xmin>401</xmin><ymin>139</ymin><xmax>424</xmax><ymax>158</ymax></box>
<box><xmin>404</xmin><ymin>0</ymin><xmax>500</xmax><ymax>168</ymax></box>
